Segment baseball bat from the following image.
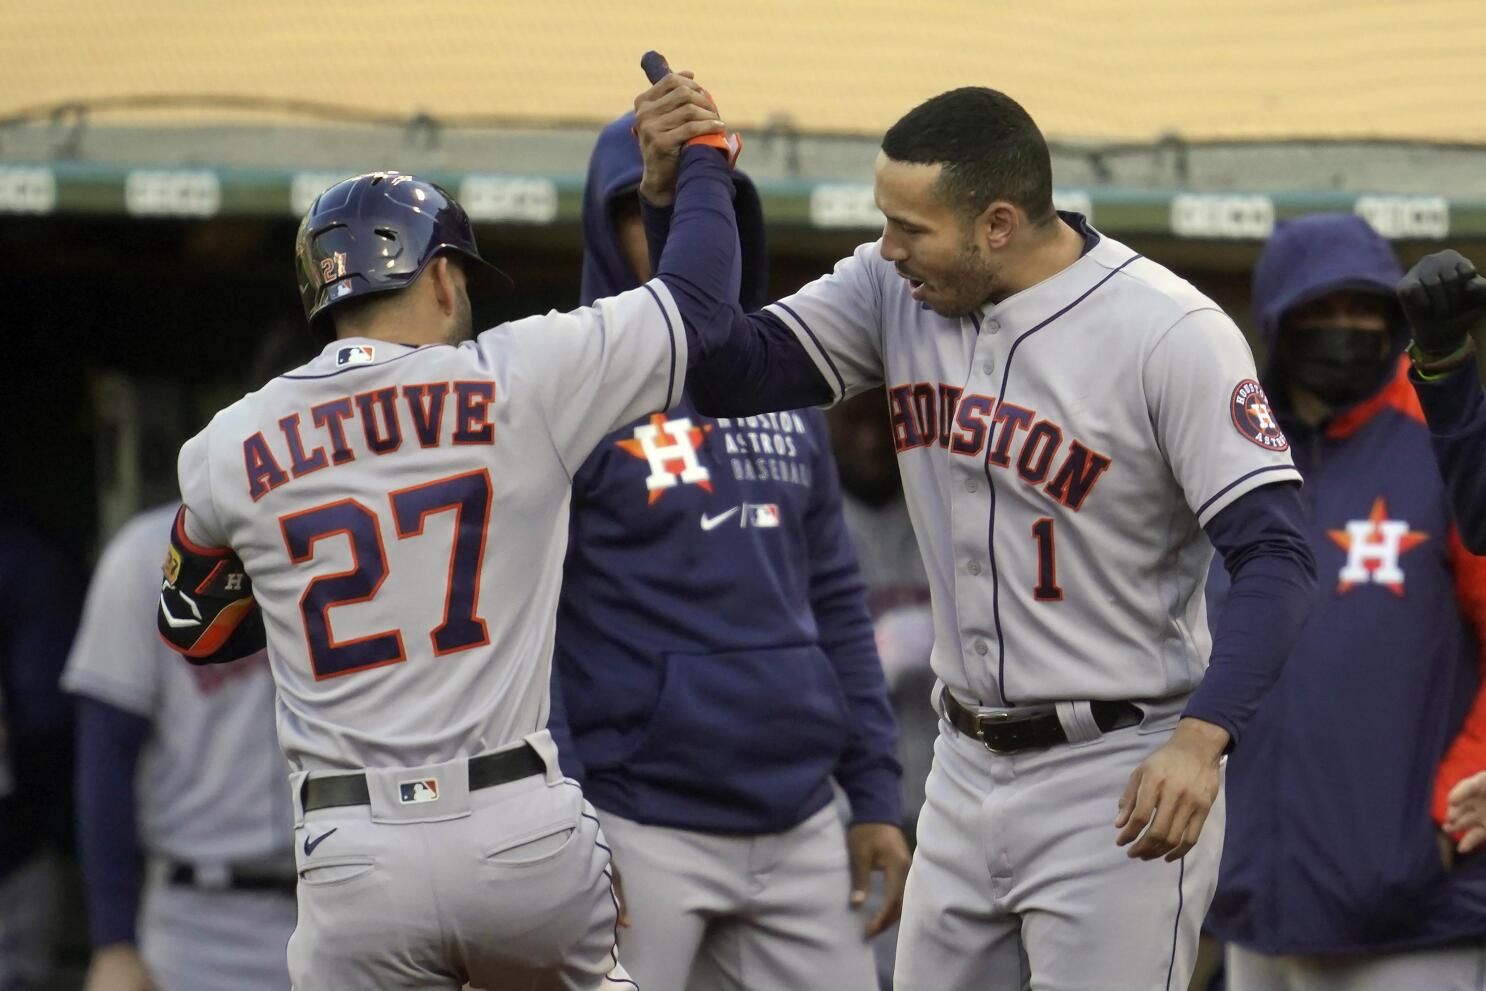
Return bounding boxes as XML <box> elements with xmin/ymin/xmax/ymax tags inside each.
<box><xmin>638</xmin><ymin>50</ymin><xmax>740</xmax><ymax>165</ymax></box>
<box><xmin>641</xmin><ymin>51</ymin><xmax>671</xmax><ymax>84</ymax></box>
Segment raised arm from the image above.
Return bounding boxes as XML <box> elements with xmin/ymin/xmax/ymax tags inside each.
<box><xmin>1397</xmin><ymin>250</ymin><xmax>1486</xmax><ymax>553</ymax></box>
<box><xmin>634</xmin><ymin>77</ymin><xmax>881</xmax><ymax>415</ymax></box>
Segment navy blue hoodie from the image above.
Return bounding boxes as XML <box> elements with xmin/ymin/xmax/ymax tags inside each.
<box><xmin>548</xmin><ymin>114</ymin><xmax>902</xmax><ymax>833</ymax></box>
<box><xmin>1208</xmin><ymin>214</ymin><xmax>1486</xmax><ymax>953</ymax></box>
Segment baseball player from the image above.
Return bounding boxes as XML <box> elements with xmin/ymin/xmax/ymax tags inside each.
<box><xmin>635</xmin><ymin>84</ymin><xmax>1318</xmax><ymax>990</ymax></box>
<box><xmin>154</xmin><ymin>70</ymin><xmax>749</xmax><ymax>989</ymax></box>
<box><xmin>1396</xmin><ymin>250</ymin><xmax>1486</xmax><ymax>553</ymax></box>
<box><xmin>68</xmin><ymin>504</ymin><xmax>295</xmax><ymax>991</ymax></box>
<box><xmin>0</xmin><ymin>522</ymin><xmax>78</xmax><ymax>990</ymax></box>
<box><xmin>546</xmin><ymin>110</ymin><xmax>906</xmax><ymax>991</ymax></box>
<box><xmin>1206</xmin><ymin>214</ymin><xmax>1486</xmax><ymax>990</ymax></box>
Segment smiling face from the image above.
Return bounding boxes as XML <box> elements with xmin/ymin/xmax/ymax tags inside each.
<box><xmin>874</xmin><ymin>153</ymin><xmax>1001</xmax><ymax>318</ymax></box>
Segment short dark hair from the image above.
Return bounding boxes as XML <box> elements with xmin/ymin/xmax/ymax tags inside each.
<box><xmin>881</xmin><ymin>87</ymin><xmax>1055</xmax><ymax>224</ymax></box>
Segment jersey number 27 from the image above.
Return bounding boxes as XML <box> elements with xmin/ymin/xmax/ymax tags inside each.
<box><xmin>279</xmin><ymin>468</ymin><xmax>492</xmax><ymax>680</ymax></box>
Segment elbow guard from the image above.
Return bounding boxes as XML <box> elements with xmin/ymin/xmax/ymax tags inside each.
<box><xmin>157</xmin><ymin>508</ymin><xmax>265</xmax><ymax>664</ymax></box>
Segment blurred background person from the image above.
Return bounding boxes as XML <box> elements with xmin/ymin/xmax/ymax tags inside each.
<box><xmin>63</xmin><ymin>329</ymin><xmax>313</xmax><ymax>991</ymax></box>
<box><xmin>546</xmin><ymin>111</ymin><xmax>908</xmax><ymax>991</ymax></box>
<box><xmin>1206</xmin><ymin>214</ymin><xmax>1486</xmax><ymax>991</ymax></box>
<box><xmin>66</xmin><ymin>506</ymin><xmax>293</xmax><ymax>991</ymax></box>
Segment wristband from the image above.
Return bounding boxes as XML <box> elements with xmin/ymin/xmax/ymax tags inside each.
<box><xmin>688</xmin><ymin>131</ymin><xmax>743</xmax><ymax>168</ymax></box>
<box><xmin>1409</xmin><ymin>336</ymin><xmax>1477</xmax><ymax>380</ymax></box>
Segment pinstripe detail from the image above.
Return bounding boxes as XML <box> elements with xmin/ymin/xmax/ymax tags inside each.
<box><xmin>1195</xmin><ymin>464</ymin><xmax>1297</xmax><ymax>521</ymax></box>
<box><xmin>643</xmin><ymin>282</ymin><xmax>682</xmax><ymax>411</ymax></box>
<box><xmin>1164</xmin><ymin>858</ymin><xmax>1186</xmax><ymax>991</ymax></box>
<box><xmin>582</xmin><ymin>810</ymin><xmax>640</xmax><ymax>989</ymax></box>
<box><xmin>988</xmin><ymin>253</ymin><xmax>1144</xmax><ymax>705</ymax></box>
<box><xmin>771</xmin><ymin>301</ymin><xmax>847</xmax><ymax>400</ymax></box>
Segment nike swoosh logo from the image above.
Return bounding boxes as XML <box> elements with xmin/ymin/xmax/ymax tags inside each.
<box><xmin>700</xmin><ymin>507</ymin><xmax>740</xmax><ymax>531</ymax></box>
<box><xmin>303</xmin><ymin>827</ymin><xmax>337</xmax><ymax>856</ymax></box>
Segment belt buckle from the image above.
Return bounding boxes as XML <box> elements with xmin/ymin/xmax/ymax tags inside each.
<box><xmin>974</xmin><ymin>710</ymin><xmax>1017</xmax><ymax>755</ymax></box>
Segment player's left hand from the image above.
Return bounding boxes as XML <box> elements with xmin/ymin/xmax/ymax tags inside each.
<box><xmin>1445</xmin><ymin>770</ymin><xmax>1486</xmax><ymax>855</ymax></box>
<box><xmin>1115</xmin><ymin>718</ymin><xmax>1228</xmax><ymax>862</ymax></box>
<box><xmin>1397</xmin><ymin>249</ymin><xmax>1486</xmax><ymax>358</ymax></box>
<box><xmin>847</xmin><ymin>821</ymin><xmax>911</xmax><ymax>938</ymax></box>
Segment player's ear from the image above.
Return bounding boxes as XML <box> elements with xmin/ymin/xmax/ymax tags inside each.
<box><xmin>977</xmin><ymin>200</ymin><xmax>1019</xmax><ymax>251</ymax></box>
<box><xmin>429</xmin><ymin>256</ymin><xmax>458</xmax><ymax>317</ymax></box>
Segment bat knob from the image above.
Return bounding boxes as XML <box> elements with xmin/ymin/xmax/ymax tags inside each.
<box><xmin>641</xmin><ymin>51</ymin><xmax>671</xmax><ymax>84</ymax></box>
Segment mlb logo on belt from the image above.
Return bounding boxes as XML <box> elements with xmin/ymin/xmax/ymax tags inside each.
<box><xmin>399</xmin><ymin>778</ymin><xmax>439</xmax><ymax>804</ymax></box>
<box><xmin>746</xmin><ymin>504</ymin><xmax>780</xmax><ymax>528</ymax></box>
<box><xmin>337</xmin><ymin>344</ymin><xmax>375</xmax><ymax>366</ymax></box>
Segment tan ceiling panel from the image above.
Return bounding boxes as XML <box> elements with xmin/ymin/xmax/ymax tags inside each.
<box><xmin>4</xmin><ymin>0</ymin><xmax>1484</xmax><ymax>141</ymax></box>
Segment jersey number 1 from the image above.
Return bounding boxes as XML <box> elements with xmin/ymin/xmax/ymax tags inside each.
<box><xmin>1031</xmin><ymin>517</ymin><xmax>1064</xmax><ymax>602</ymax></box>
<box><xmin>279</xmin><ymin>468</ymin><xmax>492</xmax><ymax>679</ymax></box>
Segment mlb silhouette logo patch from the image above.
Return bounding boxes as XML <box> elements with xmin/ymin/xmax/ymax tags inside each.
<box><xmin>336</xmin><ymin>344</ymin><xmax>375</xmax><ymax>366</ymax></box>
<box><xmin>746</xmin><ymin>504</ymin><xmax>781</xmax><ymax>528</ymax></box>
<box><xmin>398</xmin><ymin>778</ymin><xmax>439</xmax><ymax>804</ymax></box>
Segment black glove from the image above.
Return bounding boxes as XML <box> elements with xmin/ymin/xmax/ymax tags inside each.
<box><xmin>1396</xmin><ymin>250</ymin><xmax>1486</xmax><ymax>358</ymax></box>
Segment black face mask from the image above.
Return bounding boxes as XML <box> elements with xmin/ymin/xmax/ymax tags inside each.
<box><xmin>1279</xmin><ymin>327</ymin><xmax>1393</xmax><ymax>408</ymax></box>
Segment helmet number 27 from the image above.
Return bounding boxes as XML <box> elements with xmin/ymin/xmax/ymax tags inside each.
<box><xmin>279</xmin><ymin>468</ymin><xmax>493</xmax><ymax>680</ymax></box>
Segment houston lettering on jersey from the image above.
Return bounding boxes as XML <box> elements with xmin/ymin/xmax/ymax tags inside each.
<box><xmin>243</xmin><ymin>380</ymin><xmax>496</xmax><ymax>501</ymax></box>
<box><xmin>887</xmin><ymin>382</ymin><xmax>1113</xmax><ymax>511</ymax></box>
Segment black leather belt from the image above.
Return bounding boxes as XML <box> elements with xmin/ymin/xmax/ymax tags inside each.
<box><xmin>301</xmin><ymin>742</ymin><xmax>546</xmax><ymax>813</ymax></box>
<box><xmin>941</xmin><ymin>690</ymin><xmax>1142</xmax><ymax>755</ymax></box>
<box><xmin>165</xmin><ymin>862</ymin><xmax>296</xmax><ymax>896</ymax></box>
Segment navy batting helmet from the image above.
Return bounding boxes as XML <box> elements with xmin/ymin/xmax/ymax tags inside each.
<box><xmin>295</xmin><ymin>171</ymin><xmax>513</xmax><ymax>340</ymax></box>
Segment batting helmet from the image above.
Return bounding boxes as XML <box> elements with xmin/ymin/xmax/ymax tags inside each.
<box><xmin>294</xmin><ymin>171</ymin><xmax>513</xmax><ymax>340</ymax></box>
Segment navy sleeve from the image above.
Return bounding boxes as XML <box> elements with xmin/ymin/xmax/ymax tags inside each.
<box><xmin>546</xmin><ymin>664</ymin><xmax>586</xmax><ymax>784</ymax></box>
<box><xmin>654</xmin><ymin>146</ymin><xmax>745</xmax><ymax>362</ymax></box>
<box><xmin>75</xmin><ymin>696</ymin><xmax>150</xmax><ymax>948</ymax></box>
<box><xmin>643</xmin><ymin>195</ymin><xmax>833</xmax><ymax>414</ymax></box>
<box><xmin>1411</xmin><ymin>361</ymin><xmax>1486</xmax><ymax>554</ymax></box>
<box><xmin>805</xmin><ymin>427</ymin><xmax>903</xmax><ymax>825</ymax></box>
<box><xmin>640</xmin><ymin>196</ymin><xmax>672</xmax><ymax>277</ymax></box>
<box><xmin>1185</xmin><ymin>481</ymin><xmax>1316</xmax><ymax>746</ymax></box>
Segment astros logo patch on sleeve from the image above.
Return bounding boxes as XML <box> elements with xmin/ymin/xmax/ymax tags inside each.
<box><xmin>1230</xmin><ymin>379</ymin><xmax>1288</xmax><ymax>451</ymax></box>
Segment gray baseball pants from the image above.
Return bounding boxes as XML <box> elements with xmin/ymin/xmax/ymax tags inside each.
<box><xmin>287</xmin><ymin>735</ymin><xmax>630</xmax><ymax>990</ymax></box>
<box><xmin>139</xmin><ymin>868</ymin><xmax>296</xmax><ymax>990</ymax></box>
<box><xmin>0</xmin><ymin>852</ymin><xmax>59</xmax><ymax>990</ymax></box>
<box><xmin>893</xmin><ymin>710</ymin><xmax>1225</xmax><ymax>991</ymax></box>
<box><xmin>1226</xmin><ymin>940</ymin><xmax>1486</xmax><ymax>991</ymax></box>
<box><xmin>597</xmin><ymin>802</ymin><xmax>878</xmax><ymax>990</ymax></box>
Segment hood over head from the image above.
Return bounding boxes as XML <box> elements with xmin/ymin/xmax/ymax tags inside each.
<box><xmin>579</xmin><ymin>112</ymin><xmax>768</xmax><ymax>309</ymax></box>
<box><xmin>1250</xmin><ymin>213</ymin><xmax>1408</xmax><ymax>410</ymax></box>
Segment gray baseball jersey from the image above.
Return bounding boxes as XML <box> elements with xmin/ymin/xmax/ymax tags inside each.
<box><xmin>767</xmin><ymin>226</ymin><xmax>1299</xmax><ymax>707</ymax></box>
<box><xmin>176</xmin><ymin>281</ymin><xmax>686</xmax><ymax>772</ymax></box>
<box><xmin>64</xmin><ymin>504</ymin><xmax>290</xmax><ymax>863</ymax></box>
